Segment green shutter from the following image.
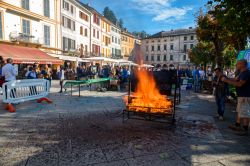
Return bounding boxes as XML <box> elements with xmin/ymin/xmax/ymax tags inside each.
<box><xmin>44</xmin><ymin>0</ymin><xmax>50</xmax><ymax>17</ymax></box>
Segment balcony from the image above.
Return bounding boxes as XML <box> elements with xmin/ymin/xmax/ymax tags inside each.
<box><xmin>9</xmin><ymin>31</ymin><xmax>40</xmax><ymax>44</ymax></box>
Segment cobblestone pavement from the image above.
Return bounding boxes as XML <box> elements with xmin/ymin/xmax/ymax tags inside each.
<box><xmin>0</xmin><ymin>81</ymin><xmax>249</xmax><ymax>166</ymax></box>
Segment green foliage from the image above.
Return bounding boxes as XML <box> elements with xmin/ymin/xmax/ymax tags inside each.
<box><xmin>132</xmin><ymin>31</ymin><xmax>150</xmax><ymax>39</ymax></box>
<box><xmin>118</xmin><ymin>18</ymin><xmax>124</xmax><ymax>29</ymax></box>
<box><xmin>222</xmin><ymin>46</ymin><xmax>237</xmax><ymax>67</ymax></box>
<box><xmin>103</xmin><ymin>7</ymin><xmax>124</xmax><ymax>28</ymax></box>
<box><xmin>207</xmin><ymin>0</ymin><xmax>250</xmax><ymax>50</ymax></box>
<box><xmin>189</xmin><ymin>42</ymin><xmax>215</xmax><ymax>66</ymax></box>
<box><xmin>196</xmin><ymin>11</ymin><xmax>225</xmax><ymax>67</ymax></box>
<box><xmin>103</xmin><ymin>7</ymin><xmax>117</xmax><ymax>25</ymax></box>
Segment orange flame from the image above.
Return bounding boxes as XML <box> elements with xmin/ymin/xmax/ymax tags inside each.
<box><xmin>125</xmin><ymin>69</ymin><xmax>172</xmax><ymax>113</ymax></box>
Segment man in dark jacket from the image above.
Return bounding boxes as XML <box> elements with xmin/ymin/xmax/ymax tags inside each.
<box><xmin>213</xmin><ymin>67</ymin><xmax>228</xmax><ymax>121</ymax></box>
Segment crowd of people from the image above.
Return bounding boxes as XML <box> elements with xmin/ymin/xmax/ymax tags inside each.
<box><xmin>0</xmin><ymin>56</ymin><xmax>249</xmax><ymax>135</ymax></box>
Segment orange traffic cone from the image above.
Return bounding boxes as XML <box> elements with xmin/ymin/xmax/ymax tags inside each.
<box><xmin>37</xmin><ymin>97</ymin><xmax>53</xmax><ymax>104</ymax></box>
<box><xmin>5</xmin><ymin>104</ymin><xmax>16</xmax><ymax>113</ymax></box>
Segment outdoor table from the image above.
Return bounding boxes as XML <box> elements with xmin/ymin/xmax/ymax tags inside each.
<box><xmin>64</xmin><ymin>78</ymin><xmax>111</xmax><ymax>96</ymax></box>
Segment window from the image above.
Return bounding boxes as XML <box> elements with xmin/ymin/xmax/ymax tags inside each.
<box><xmin>63</xmin><ymin>37</ymin><xmax>75</xmax><ymax>51</ymax></box>
<box><xmin>157</xmin><ymin>55</ymin><xmax>160</xmax><ymax>61</ymax></box>
<box><xmin>0</xmin><ymin>12</ymin><xmax>2</xmax><ymax>39</ymax></box>
<box><xmin>164</xmin><ymin>45</ymin><xmax>167</xmax><ymax>51</ymax></box>
<box><xmin>22</xmin><ymin>0</ymin><xmax>29</xmax><ymax>10</ymax></box>
<box><xmin>157</xmin><ymin>45</ymin><xmax>160</xmax><ymax>51</ymax></box>
<box><xmin>170</xmin><ymin>55</ymin><xmax>173</xmax><ymax>61</ymax></box>
<box><xmin>93</xmin><ymin>29</ymin><xmax>95</xmax><ymax>37</ymax></box>
<box><xmin>191</xmin><ymin>36</ymin><xmax>194</xmax><ymax>40</ymax></box>
<box><xmin>44</xmin><ymin>25</ymin><xmax>50</xmax><ymax>46</ymax></box>
<box><xmin>146</xmin><ymin>46</ymin><xmax>149</xmax><ymax>52</ymax></box>
<box><xmin>93</xmin><ymin>14</ymin><xmax>100</xmax><ymax>25</ymax></box>
<box><xmin>85</xmin><ymin>45</ymin><xmax>88</xmax><ymax>52</ymax></box>
<box><xmin>70</xmin><ymin>5</ymin><xmax>74</xmax><ymax>14</ymax></box>
<box><xmin>146</xmin><ymin>41</ymin><xmax>149</xmax><ymax>44</ymax></box>
<box><xmin>151</xmin><ymin>45</ymin><xmax>154</xmax><ymax>51</ymax></box>
<box><xmin>97</xmin><ymin>31</ymin><xmax>99</xmax><ymax>39</ymax></box>
<box><xmin>112</xmin><ymin>36</ymin><xmax>114</xmax><ymax>43</ymax></box>
<box><xmin>164</xmin><ymin>39</ymin><xmax>167</xmax><ymax>42</ymax></box>
<box><xmin>163</xmin><ymin>55</ymin><xmax>167</xmax><ymax>61</ymax></box>
<box><xmin>63</xmin><ymin>0</ymin><xmax>69</xmax><ymax>11</ymax></box>
<box><xmin>115</xmin><ymin>37</ymin><xmax>117</xmax><ymax>44</ymax></box>
<box><xmin>80</xmin><ymin>26</ymin><xmax>83</xmax><ymax>35</ymax></box>
<box><xmin>22</xmin><ymin>19</ymin><xmax>30</xmax><ymax>35</ymax></box>
<box><xmin>79</xmin><ymin>11</ymin><xmax>88</xmax><ymax>22</ymax></box>
<box><xmin>118</xmin><ymin>39</ymin><xmax>120</xmax><ymax>44</ymax></box>
<box><xmin>151</xmin><ymin>55</ymin><xmax>154</xmax><ymax>61</ymax></box>
<box><xmin>184</xmin><ymin>36</ymin><xmax>187</xmax><ymax>41</ymax></box>
<box><xmin>84</xmin><ymin>28</ymin><xmax>87</xmax><ymax>37</ymax></box>
<box><xmin>146</xmin><ymin>55</ymin><xmax>149</xmax><ymax>61</ymax></box>
<box><xmin>62</xmin><ymin>16</ymin><xmax>75</xmax><ymax>31</ymax></box>
<box><xmin>190</xmin><ymin>44</ymin><xmax>194</xmax><ymax>49</ymax></box>
<box><xmin>170</xmin><ymin>44</ymin><xmax>173</xmax><ymax>50</ymax></box>
<box><xmin>92</xmin><ymin>44</ymin><xmax>100</xmax><ymax>54</ymax></box>
<box><xmin>158</xmin><ymin>39</ymin><xmax>160</xmax><ymax>42</ymax></box>
<box><xmin>183</xmin><ymin>55</ymin><xmax>186</xmax><ymax>61</ymax></box>
<box><xmin>184</xmin><ymin>44</ymin><xmax>187</xmax><ymax>52</ymax></box>
<box><xmin>43</xmin><ymin>0</ymin><xmax>50</xmax><ymax>17</ymax></box>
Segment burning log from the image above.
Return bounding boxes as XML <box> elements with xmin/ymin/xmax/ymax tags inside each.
<box><xmin>123</xmin><ymin>68</ymin><xmax>176</xmax><ymax>124</ymax></box>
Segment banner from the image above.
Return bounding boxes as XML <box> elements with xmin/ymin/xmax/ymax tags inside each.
<box><xmin>237</xmin><ymin>49</ymin><xmax>250</xmax><ymax>69</ymax></box>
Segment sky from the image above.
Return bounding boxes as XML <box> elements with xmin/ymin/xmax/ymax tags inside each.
<box><xmin>80</xmin><ymin>0</ymin><xmax>208</xmax><ymax>35</ymax></box>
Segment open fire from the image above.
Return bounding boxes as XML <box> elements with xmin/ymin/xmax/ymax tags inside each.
<box><xmin>124</xmin><ymin>69</ymin><xmax>173</xmax><ymax>114</ymax></box>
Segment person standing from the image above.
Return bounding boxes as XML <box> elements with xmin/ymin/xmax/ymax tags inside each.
<box><xmin>26</xmin><ymin>67</ymin><xmax>37</xmax><ymax>95</ymax></box>
<box><xmin>1</xmin><ymin>58</ymin><xmax>17</xmax><ymax>82</ymax></box>
<box><xmin>222</xmin><ymin>59</ymin><xmax>250</xmax><ymax>135</ymax></box>
<box><xmin>193</xmin><ymin>67</ymin><xmax>200</xmax><ymax>93</ymax></box>
<box><xmin>58</xmin><ymin>66</ymin><xmax>65</xmax><ymax>93</ymax></box>
<box><xmin>213</xmin><ymin>67</ymin><xmax>228</xmax><ymax>120</ymax></box>
<box><xmin>0</xmin><ymin>56</ymin><xmax>5</xmax><ymax>88</ymax></box>
<box><xmin>1</xmin><ymin>58</ymin><xmax>18</xmax><ymax>98</ymax></box>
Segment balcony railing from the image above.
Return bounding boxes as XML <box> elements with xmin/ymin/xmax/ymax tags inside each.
<box><xmin>9</xmin><ymin>31</ymin><xmax>40</xmax><ymax>44</ymax></box>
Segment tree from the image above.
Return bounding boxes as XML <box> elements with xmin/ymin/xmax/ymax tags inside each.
<box><xmin>132</xmin><ymin>31</ymin><xmax>150</xmax><ymax>39</ymax></box>
<box><xmin>207</xmin><ymin>0</ymin><xmax>250</xmax><ymax>50</ymax></box>
<box><xmin>118</xmin><ymin>18</ymin><xmax>123</xmax><ymax>29</ymax></box>
<box><xmin>189</xmin><ymin>42</ymin><xmax>215</xmax><ymax>67</ymax></box>
<box><xmin>103</xmin><ymin>7</ymin><xmax>117</xmax><ymax>25</ymax></box>
<box><xmin>196</xmin><ymin>11</ymin><xmax>225</xmax><ymax>67</ymax></box>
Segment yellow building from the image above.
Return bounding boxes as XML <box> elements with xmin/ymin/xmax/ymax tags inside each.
<box><xmin>121</xmin><ymin>30</ymin><xmax>135</xmax><ymax>59</ymax></box>
<box><xmin>101</xmin><ymin>17</ymin><xmax>111</xmax><ymax>57</ymax></box>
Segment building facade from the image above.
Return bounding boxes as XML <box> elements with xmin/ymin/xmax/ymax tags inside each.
<box><xmin>0</xmin><ymin>0</ymin><xmax>61</xmax><ymax>53</ymax></box>
<box><xmin>121</xmin><ymin>30</ymin><xmax>135</xmax><ymax>59</ymax></box>
<box><xmin>101</xmin><ymin>17</ymin><xmax>111</xmax><ymax>57</ymax></box>
<box><xmin>110</xmin><ymin>24</ymin><xmax>121</xmax><ymax>58</ymax></box>
<box><xmin>61</xmin><ymin>0</ymin><xmax>91</xmax><ymax>57</ymax></box>
<box><xmin>141</xmin><ymin>28</ymin><xmax>198</xmax><ymax>67</ymax></box>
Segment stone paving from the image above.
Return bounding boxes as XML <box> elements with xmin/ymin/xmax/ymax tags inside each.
<box><xmin>0</xmin><ymin>81</ymin><xmax>249</xmax><ymax>166</ymax></box>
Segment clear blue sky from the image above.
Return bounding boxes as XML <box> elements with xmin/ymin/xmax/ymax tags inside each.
<box><xmin>80</xmin><ymin>0</ymin><xmax>208</xmax><ymax>35</ymax></box>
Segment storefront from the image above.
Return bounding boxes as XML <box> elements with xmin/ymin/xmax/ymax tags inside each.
<box><xmin>0</xmin><ymin>44</ymin><xmax>63</xmax><ymax>79</ymax></box>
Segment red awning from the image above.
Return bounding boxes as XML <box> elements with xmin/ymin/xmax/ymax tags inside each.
<box><xmin>0</xmin><ymin>44</ymin><xmax>63</xmax><ymax>65</ymax></box>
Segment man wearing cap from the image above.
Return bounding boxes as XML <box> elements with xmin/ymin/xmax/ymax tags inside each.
<box><xmin>222</xmin><ymin>59</ymin><xmax>250</xmax><ymax>135</ymax></box>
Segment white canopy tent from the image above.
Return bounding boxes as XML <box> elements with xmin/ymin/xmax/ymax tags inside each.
<box><xmin>56</xmin><ymin>55</ymin><xmax>89</xmax><ymax>63</ymax></box>
<box><xmin>140</xmin><ymin>64</ymin><xmax>154</xmax><ymax>68</ymax></box>
<box><xmin>83</xmin><ymin>57</ymin><xmax>118</xmax><ymax>63</ymax></box>
<box><xmin>115</xmin><ymin>59</ymin><xmax>138</xmax><ymax>66</ymax></box>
